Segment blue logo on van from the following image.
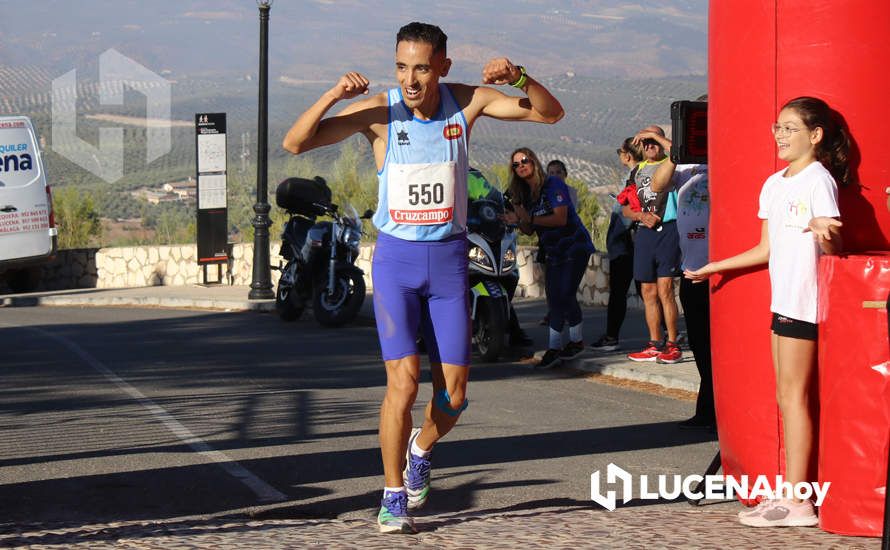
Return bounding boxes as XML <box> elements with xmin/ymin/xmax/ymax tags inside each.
<box><xmin>0</xmin><ymin>153</ymin><xmax>32</xmax><ymax>173</ymax></box>
<box><xmin>0</xmin><ymin>143</ymin><xmax>32</xmax><ymax>173</ymax></box>
<box><xmin>0</xmin><ymin>143</ymin><xmax>28</xmax><ymax>154</ymax></box>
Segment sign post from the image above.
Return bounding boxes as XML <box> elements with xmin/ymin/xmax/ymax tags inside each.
<box><xmin>195</xmin><ymin>113</ymin><xmax>229</xmax><ymax>284</ymax></box>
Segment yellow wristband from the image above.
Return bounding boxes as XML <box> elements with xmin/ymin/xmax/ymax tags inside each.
<box><xmin>510</xmin><ymin>65</ymin><xmax>528</xmax><ymax>89</ymax></box>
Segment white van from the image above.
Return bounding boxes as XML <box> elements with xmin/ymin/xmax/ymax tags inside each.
<box><xmin>0</xmin><ymin>116</ymin><xmax>56</xmax><ymax>292</ymax></box>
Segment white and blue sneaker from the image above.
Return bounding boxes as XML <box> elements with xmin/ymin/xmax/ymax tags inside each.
<box><xmin>403</xmin><ymin>428</ymin><xmax>431</xmax><ymax>510</ymax></box>
<box><xmin>377</xmin><ymin>490</ymin><xmax>415</xmax><ymax>534</ymax></box>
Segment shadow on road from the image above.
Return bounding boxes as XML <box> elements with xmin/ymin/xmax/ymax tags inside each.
<box><xmin>0</xmin><ymin>305</ymin><xmax>710</xmax><ymax>530</ymax></box>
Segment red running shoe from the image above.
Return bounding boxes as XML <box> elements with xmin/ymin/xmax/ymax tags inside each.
<box><xmin>627</xmin><ymin>341</ymin><xmax>662</xmax><ymax>362</ymax></box>
<box><xmin>656</xmin><ymin>341</ymin><xmax>683</xmax><ymax>364</ymax></box>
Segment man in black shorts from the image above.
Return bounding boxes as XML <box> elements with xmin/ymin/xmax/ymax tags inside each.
<box><xmin>624</xmin><ymin>125</ymin><xmax>683</xmax><ymax>364</ymax></box>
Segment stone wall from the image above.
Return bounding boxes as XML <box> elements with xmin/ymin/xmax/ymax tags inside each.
<box><xmin>513</xmin><ymin>247</ymin><xmax>641</xmax><ymax>308</ymax></box>
<box><xmin>96</xmin><ymin>244</ymin><xmax>238</xmax><ymax>288</ymax></box>
<box><xmin>30</xmin><ymin>242</ymin><xmax>642</xmax><ymax>308</ymax></box>
<box><xmin>33</xmin><ymin>248</ymin><xmax>99</xmax><ymax>291</ymax></box>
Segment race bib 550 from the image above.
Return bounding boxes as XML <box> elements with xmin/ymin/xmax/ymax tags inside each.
<box><xmin>388</xmin><ymin>161</ymin><xmax>456</xmax><ymax>225</ymax></box>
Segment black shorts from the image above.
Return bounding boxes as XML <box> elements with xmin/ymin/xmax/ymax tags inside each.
<box><xmin>770</xmin><ymin>313</ymin><xmax>818</xmax><ymax>341</ymax></box>
<box><xmin>633</xmin><ymin>221</ymin><xmax>681</xmax><ymax>282</ymax></box>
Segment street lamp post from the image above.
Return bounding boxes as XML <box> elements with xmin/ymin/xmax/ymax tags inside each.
<box><xmin>249</xmin><ymin>0</ymin><xmax>274</xmax><ymax>299</ymax></box>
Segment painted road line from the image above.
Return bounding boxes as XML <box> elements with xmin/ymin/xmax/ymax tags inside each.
<box><xmin>7</xmin><ymin>323</ymin><xmax>287</xmax><ymax>503</ymax></box>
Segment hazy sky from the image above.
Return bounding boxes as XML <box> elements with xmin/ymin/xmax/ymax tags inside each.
<box><xmin>0</xmin><ymin>1</ymin><xmax>708</xmax><ymax>81</ymax></box>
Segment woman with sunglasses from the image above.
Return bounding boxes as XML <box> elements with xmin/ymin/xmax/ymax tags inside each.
<box><xmin>503</xmin><ymin>147</ymin><xmax>596</xmax><ymax>368</ymax></box>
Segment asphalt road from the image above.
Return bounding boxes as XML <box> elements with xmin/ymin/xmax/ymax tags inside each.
<box><xmin>0</xmin><ymin>303</ymin><xmax>717</xmax><ymax>528</ymax></box>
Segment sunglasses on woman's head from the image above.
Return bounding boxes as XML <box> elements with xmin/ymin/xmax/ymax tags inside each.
<box><xmin>512</xmin><ymin>157</ymin><xmax>531</xmax><ymax>169</ymax></box>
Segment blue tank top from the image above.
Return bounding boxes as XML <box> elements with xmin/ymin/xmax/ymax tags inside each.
<box><xmin>373</xmin><ymin>84</ymin><xmax>470</xmax><ymax>241</ymax></box>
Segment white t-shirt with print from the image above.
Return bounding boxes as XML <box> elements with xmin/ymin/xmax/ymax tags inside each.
<box><xmin>758</xmin><ymin>161</ymin><xmax>840</xmax><ymax>324</ymax></box>
<box><xmin>673</xmin><ymin>164</ymin><xmax>709</xmax><ymax>271</ymax></box>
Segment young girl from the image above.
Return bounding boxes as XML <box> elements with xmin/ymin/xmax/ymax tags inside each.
<box><xmin>503</xmin><ymin>147</ymin><xmax>595</xmax><ymax>368</ymax></box>
<box><xmin>686</xmin><ymin>96</ymin><xmax>848</xmax><ymax>527</ymax></box>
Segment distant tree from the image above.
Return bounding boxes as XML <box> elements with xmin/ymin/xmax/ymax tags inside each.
<box><xmin>226</xmin><ymin>169</ymin><xmax>259</xmax><ymax>243</ymax></box>
<box><xmin>53</xmin><ymin>187</ymin><xmax>103</xmax><ymax>249</ymax></box>
<box><xmin>152</xmin><ymin>210</ymin><xmax>195</xmax><ymax>245</ymax></box>
<box><xmin>328</xmin><ymin>139</ymin><xmax>378</xmax><ymax>240</ymax></box>
<box><xmin>570</xmin><ymin>177</ymin><xmax>608</xmax><ymax>251</ymax></box>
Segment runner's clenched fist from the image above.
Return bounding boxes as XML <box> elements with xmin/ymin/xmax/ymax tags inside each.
<box><xmin>481</xmin><ymin>58</ymin><xmax>521</xmax><ymax>86</ymax></box>
<box><xmin>328</xmin><ymin>72</ymin><xmax>370</xmax><ymax>100</ymax></box>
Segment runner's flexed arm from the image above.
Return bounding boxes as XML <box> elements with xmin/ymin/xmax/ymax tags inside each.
<box><xmin>282</xmin><ymin>72</ymin><xmax>387</xmax><ymax>155</ymax></box>
<box><xmin>455</xmin><ymin>58</ymin><xmax>564</xmax><ymax>126</ymax></box>
<box><xmin>481</xmin><ymin>58</ymin><xmax>563</xmax><ymax>122</ymax></box>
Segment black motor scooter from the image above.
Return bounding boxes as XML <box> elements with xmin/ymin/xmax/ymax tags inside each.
<box><xmin>274</xmin><ymin>176</ymin><xmax>372</xmax><ymax>327</ymax></box>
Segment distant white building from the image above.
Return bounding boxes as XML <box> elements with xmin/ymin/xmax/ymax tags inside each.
<box><xmin>130</xmin><ymin>177</ymin><xmax>196</xmax><ymax>205</ymax></box>
<box><xmin>131</xmin><ymin>189</ymin><xmax>178</xmax><ymax>205</ymax></box>
<box><xmin>161</xmin><ymin>177</ymin><xmax>196</xmax><ymax>201</ymax></box>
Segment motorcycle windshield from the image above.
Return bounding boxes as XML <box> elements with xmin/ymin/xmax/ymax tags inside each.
<box><xmin>466</xmin><ymin>168</ymin><xmax>505</xmax><ymax>242</ymax></box>
<box><xmin>343</xmin><ymin>204</ymin><xmax>360</xmax><ymax>228</ymax></box>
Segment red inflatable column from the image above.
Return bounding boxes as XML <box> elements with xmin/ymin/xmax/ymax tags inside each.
<box><xmin>708</xmin><ymin>0</ymin><xmax>781</xmax><ymax>492</ymax></box>
<box><xmin>776</xmin><ymin>1</ymin><xmax>890</xmax><ymax>251</ymax></box>
<box><xmin>818</xmin><ymin>254</ymin><xmax>890</xmax><ymax>537</ymax></box>
<box><xmin>710</xmin><ymin>2</ymin><xmax>890</xmax><ymax>517</ymax></box>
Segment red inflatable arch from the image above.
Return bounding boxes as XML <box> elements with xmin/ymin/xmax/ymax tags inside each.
<box><xmin>709</xmin><ymin>0</ymin><xmax>890</xmax><ymax>536</ymax></box>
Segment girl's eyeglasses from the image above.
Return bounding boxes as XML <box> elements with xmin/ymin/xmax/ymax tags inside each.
<box><xmin>511</xmin><ymin>157</ymin><xmax>531</xmax><ymax>169</ymax></box>
<box><xmin>771</xmin><ymin>123</ymin><xmax>802</xmax><ymax>137</ymax></box>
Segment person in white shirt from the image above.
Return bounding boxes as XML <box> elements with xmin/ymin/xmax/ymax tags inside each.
<box><xmin>686</xmin><ymin>96</ymin><xmax>850</xmax><ymax>528</ymax></box>
<box><xmin>649</xmin><ymin>153</ymin><xmax>713</xmax><ymax>429</ymax></box>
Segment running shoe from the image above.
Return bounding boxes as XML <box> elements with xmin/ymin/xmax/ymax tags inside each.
<box><xmin>560</xmin><ymin>341</ymin><xmax>585</xmax><ymax>358</ymax></box>
<box><xmin>738</xmin><ymin>498</ymin><xmax>777</xmax><ymax>519</ymax></box>
<box><xmin>738</xmin><ymin>499</ymin><xmax>818</xmax><ymax>527</ymax></box>
<box><xmin>656</xmin><ymin>341</ymin><xmax>683</xmax><ymax>364</ymax></box>
<box><xmin>537</xmin><ymin>348</ymin><xmax>562</xmax><ymax>368</ymax></box>
<box><xmin>403</xmin><ymin>428</ymin><xmax>431</xmax><ymax>510</ymax></box>
<box><xmin>590</xmin><ymin>335</ymin><xmax>619</xmax><ymax>352</ymax></box>
<box><xmin>377</xmin><ymin>490</ymin><xmax>416</xmax><ymax>534</ymax></box>
<box><xmin>627</xmin><ymin>341</ymin><xmax>662</xmax><ymax>362</ymax></box>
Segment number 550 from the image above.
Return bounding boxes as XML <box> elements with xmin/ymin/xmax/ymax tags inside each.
<box><xmin>408</xmin><ymin>183</ymin><xmax>445</xmax><ymax>206</ymax></box>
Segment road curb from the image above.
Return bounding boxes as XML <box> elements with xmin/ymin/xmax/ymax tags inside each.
<box><xmin>573</xmin><ymin>359</ymin><xmax>700</xmax><ymax>393</ymax></box>
<box><xmin>2</xmin><ymin>294</ymin><xmax>276</xmax><ymax>312</ymax></box>
<box><xmin>528</xmin><ymin>348</ymin><xmax>701</xmax><ymax>395</ymax></box>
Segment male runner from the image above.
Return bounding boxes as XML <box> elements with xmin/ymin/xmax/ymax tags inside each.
<box><xmin>283</xmin><ymin>22</ymin><xmax>563</xmax><ymax>533</ymax></box>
